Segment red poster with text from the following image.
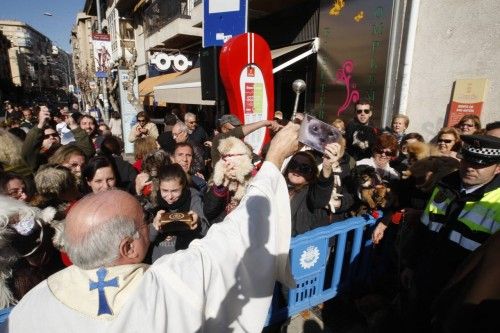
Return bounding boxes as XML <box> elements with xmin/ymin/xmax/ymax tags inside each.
<box><xmin>219</xmin><ymin>33</ymin><xmax>274</xmax><ymax>155</ymax></box>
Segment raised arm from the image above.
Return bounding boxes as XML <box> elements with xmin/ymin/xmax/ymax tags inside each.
<box><xmin>241</xmin><ymin>119</ymin><xmax>282</xmax><ymax>137</ymax></box>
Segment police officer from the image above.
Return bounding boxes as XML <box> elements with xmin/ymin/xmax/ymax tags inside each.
<box><xmin>401</xmin><ymin>134</ymin><xmax>500</xmax><ymax>331</ymax></box>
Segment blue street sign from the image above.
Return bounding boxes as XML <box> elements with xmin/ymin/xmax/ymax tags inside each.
<box><xmin>203</xmin><ymin>0</ymin><xmax>248</xmax><ymax>47</ymax></box>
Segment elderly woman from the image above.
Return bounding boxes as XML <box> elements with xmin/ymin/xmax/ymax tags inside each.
<box><xmin>390</xmin><ymin>114</ymin><xmax>410</xmax><ymax>143</ymax></box>
<box><xmin>456</xmin><ymin>115</ymin><xmax>481</xmax><ymax>135</ymax></box>
<box><xmin>435</xmin><ymin>127</ymin><xmax>461</xmax><ymax>159</ymax></box>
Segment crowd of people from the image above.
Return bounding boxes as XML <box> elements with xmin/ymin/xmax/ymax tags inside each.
<box><xmin>0</xmin><ymin>98</ymin><xmax>498</xmax><ymax>332</ymax></box>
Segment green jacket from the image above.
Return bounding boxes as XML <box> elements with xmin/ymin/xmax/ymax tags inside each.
<box><xmin>21</xmin><ymin>126</ymin><xmax>95</xmax><ymax>173</ymax></box>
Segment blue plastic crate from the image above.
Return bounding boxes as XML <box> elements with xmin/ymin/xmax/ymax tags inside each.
<box><xmin>266</xmin><ymin>213</ymin><xmax>381</xmax><ymax>325</ymax></box>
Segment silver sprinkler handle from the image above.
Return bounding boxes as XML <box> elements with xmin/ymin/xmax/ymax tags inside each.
<box><xmin>291</xmin><ymin>79</ymin><xmax>306</xmax><ymax>121</ymax></box>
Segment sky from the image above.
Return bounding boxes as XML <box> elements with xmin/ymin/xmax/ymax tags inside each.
<box><xmin>0</xmin><ymin>0</ymin><xmax>85</xmax><ymax>52</ymax></box>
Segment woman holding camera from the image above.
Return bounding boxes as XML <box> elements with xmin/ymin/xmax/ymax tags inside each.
<box><xmin>148</xmin><ymin>163</ymin><xmax>208</xmax><ymax>262</ymax></box>
<box><xmin>128</xmin><ymin>111</ymin><xmax>159</xmax><ymax>143</ymax></box>
<box><xmin>284</xmin><ymin>143</ymin><xmax>340</xmax><ymax>236</ymax></box>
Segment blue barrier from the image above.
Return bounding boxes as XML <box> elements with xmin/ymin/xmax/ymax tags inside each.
<box><xmin>266</xmin><ymin>213</ymin><xmax>381</xmax><ymax>325</ymax></box>
<box><xmin>0</xmin><ymin>307</ymin><xmax>11</xmax><ymax>324</ymax></box>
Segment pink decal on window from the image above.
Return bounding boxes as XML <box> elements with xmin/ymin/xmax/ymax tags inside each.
<box><xmin>336</xmin><ymin>60</ymin><xmax>360</xmax><ymax>116</ymax></box>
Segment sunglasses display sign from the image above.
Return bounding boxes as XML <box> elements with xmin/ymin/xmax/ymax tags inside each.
<box><xmin>446</xmin><ymin>78</ymin><xmax>488</xmax><ymax>127</ymax></box>
<box><xmin>219</xmin><ymin>33</ymin><xmax>274</xmax><ymax>155</ymax></box>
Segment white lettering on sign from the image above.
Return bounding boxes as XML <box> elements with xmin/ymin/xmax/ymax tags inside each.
<box><xmin>150</xmin><ymin>53</ymin><xmax>193</xmax><ymax>72</ymax></box>
<box><xmin>209</xmin><ymin>0</ymin><xmax>240</xmax><ymax>13</ymax></box>
<box><xmin>216</xmin><ymin>33</ymin><xmax>233</xmax><ymax>42</ymax></box>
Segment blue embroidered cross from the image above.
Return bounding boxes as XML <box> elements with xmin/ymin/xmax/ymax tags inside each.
<box><xmin>89</xmin><ymin>267</ymin><xmax>119</xmax><ymax>315</ymax></box>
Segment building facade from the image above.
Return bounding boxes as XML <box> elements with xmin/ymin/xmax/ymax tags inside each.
<box><xmin>72</xmin><ymin>0</ymin><xmax>499</xmax><ymax>134</ymax></box>
<box><xmin>0</xmin><ymin>31</ymin><xmax>13</xmax><ymax>100</ymax></box>
<box><xmin>0</xmin><ymin>20</ymin><xmax>52</xmax><ymax>90</ymax></box>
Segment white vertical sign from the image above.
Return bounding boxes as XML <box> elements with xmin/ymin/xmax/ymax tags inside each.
<box><xmin>209</xmin><ymin>0</ymin><xmax>240</xmax><ymax>13</ymax></box>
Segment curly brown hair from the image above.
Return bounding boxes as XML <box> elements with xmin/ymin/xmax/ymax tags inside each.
<box><xmin>373</xmin><ymin>133</ymin><xmax>399</xmax><ymax>156</ymax></box>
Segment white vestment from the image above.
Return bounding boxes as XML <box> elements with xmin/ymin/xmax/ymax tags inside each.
<box><xmin>2</xmin><ymin>161</ymin><xmax>293</xmax><ymax>333</ymax></box>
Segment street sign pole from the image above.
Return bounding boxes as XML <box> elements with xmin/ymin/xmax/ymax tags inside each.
<box><xmin>202</xmin><ymin>0</ymin><xmax>248</xmax><ymax>121</ymax></box>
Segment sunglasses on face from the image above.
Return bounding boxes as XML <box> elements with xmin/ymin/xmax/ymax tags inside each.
<box><xmin>356</xmin><ymin>109</ymin><xmax>371</xmax><ymax>115</ymax></box>
<box><xmin>44</xmin><ymin>133</ymin><xmax>59</xmax><ymax>139</ymax></box>
<box><xmin>288</xmin><ymin>160</ymin><xmax>313</xmax><ymax>175</ymax></box>
<box><xmin>438</xmin><ymin>139</ymin><xmax>453</xmax><ymax>144</ymax></box>
<box><xmin>374</xmin><ymin>148</ymin><xmax>395</xmax><ymax>156</ymax></box>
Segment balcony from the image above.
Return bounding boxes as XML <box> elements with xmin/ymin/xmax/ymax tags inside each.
<box><xmin>144</xmin><ymin>0</ymin><xmax>193</xmax><ymax>38</ymax></box>
<box><xmin>143</xmin><ymin>0</ymin><xmax>202</xmax><ymax>50</ymax></box>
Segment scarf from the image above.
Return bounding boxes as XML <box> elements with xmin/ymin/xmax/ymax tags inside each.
<box><xmin>156</xmin><ymin>187</ymin><xmax>191</xmax><ymax>213</ymax></box>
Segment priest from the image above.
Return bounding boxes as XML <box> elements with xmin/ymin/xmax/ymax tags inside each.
<box><xmin>2</xmin><ymin>123</ymin><xmax>300</xmax><ymax>333</ymax></box>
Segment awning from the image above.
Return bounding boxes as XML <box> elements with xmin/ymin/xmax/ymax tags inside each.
<box><xmin>153</xmin><ymin>38</ymin><xmax>319</xmax><ymax>105</ymax></box>
<box><xmin>272</xmin><ymin>38</ymin><xmax>319</xmax><ymax>73</ymax></box>
<box><xmin>270</xmin><ymin>41</ymin><xmax>311</xmax><ymax>59</ymax></box>
<box><xmin>154</xmin><ymin>68</ymin><xmax>216</xmax><ymax>106</ymax></box>
<box><xmin>139</xmin><ymin>72</ymin><xmax>182</xmax><ymax>97</ymax></box>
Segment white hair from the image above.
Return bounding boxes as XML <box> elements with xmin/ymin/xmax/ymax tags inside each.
<box><xmin>63</xmin><ymin>215</ymin><xmax>139</xmax><ymax>270</ymax></box>
<box><xmin>184</xmin><ymin>112</ymin><xmax>196</xmax><ymax>121</ymax></box>
<box><xmin>174</xmin><ymin>121</ymin><xmax>188</xmax><ymax>133</ymax></box>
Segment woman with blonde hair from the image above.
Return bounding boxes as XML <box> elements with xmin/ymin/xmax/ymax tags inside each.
<box><xmin>48</xmin><ymin>145</ymin><xmax>86</xmax><ymax>182</ymax></box>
